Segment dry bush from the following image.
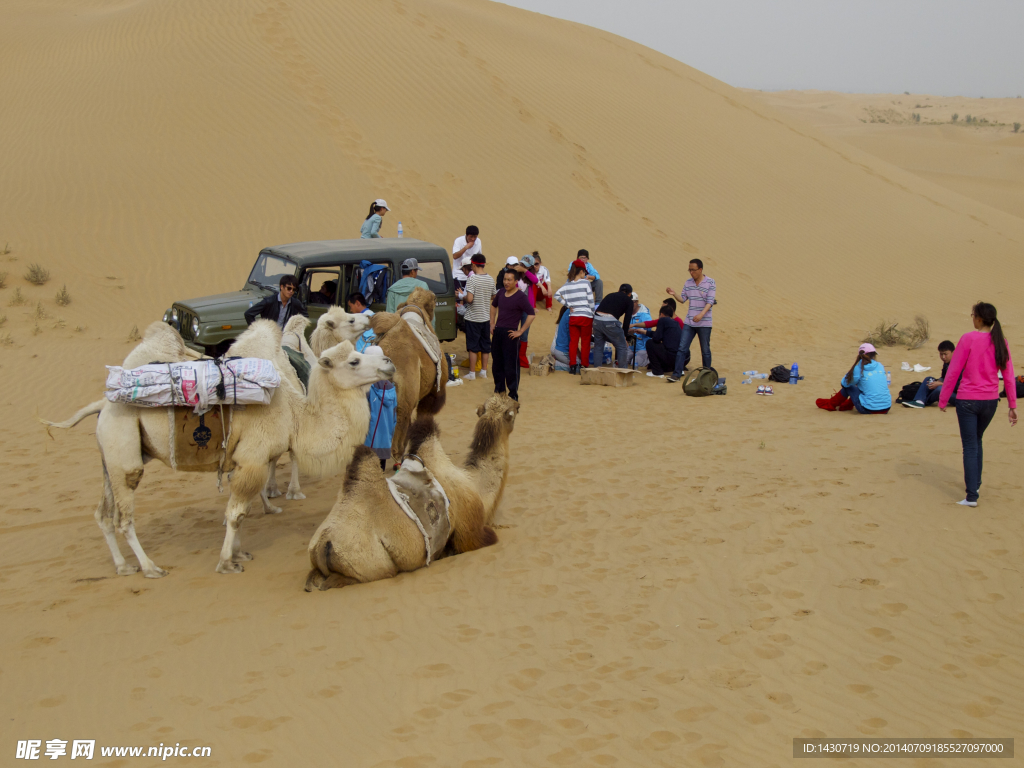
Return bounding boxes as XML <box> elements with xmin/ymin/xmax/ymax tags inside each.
<box><xmin>863</xmin><ymin>315</ymin><xmax>930</xmax><ymax>349</ymax></box>
<box><xmin>9</xmin><ymin>287</ymin><xmax>25</xmax><ymax>306</ymax></box>
<box><xmin>0</xmin><ymin>272</ymin><xmax>7</xmax><ymax>289</ymax></box>
<box><xmin>126</xmin><ymin>324</ymin><xmax>142</xmax><ymax>342</ymax></box>
<box><xmin>0</xmin><ymin>314</ymin><xmax>6</xmax><ymax>328</ymax></box>
<box><xmin>32</xmin><ymin>323</ymin><xmax>42</xmax><ymax>336</ymax></box>
<box><xmin>24</xmin><ymin>263</ymin><xmax>50</xmax><ymax>285</ymax></box>
<box><xmin>0</xmin><ymin>332</ymin><xmax>13</xmax><ymax>347</ymax></box>
<box><xmin>53</xmin><ymin>317</ymin><xmax>66</xmax><ymax>330</ymax></box>
<box><xmin>55</xmin><ymin>284</ymin><xmax>71</xmax><ymax>306</ymax></box>
<box><xmin>33</xmin><ymin>302</ymin><xmax>47</xmax><ymax>320</ymax></box>
<box><xmin>74</xmin><ymin>325</ymin><xmax>85</xmax><ymax>332</ymax></box>
<box><xmin>0</xmin><ymin>243</ymin><xmax>9</xmax><ymax>255</ymax></box>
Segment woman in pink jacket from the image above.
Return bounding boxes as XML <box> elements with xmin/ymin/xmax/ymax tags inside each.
<box><xmin>940</xmin><ymin>302</ymin><xmax>1017</xmax><ymax>507</ymax></box>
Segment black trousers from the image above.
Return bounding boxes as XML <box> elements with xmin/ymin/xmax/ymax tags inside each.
<box><xmin>646</xmin><ymin>340</ymin><xmax>676</xmax><ymax>376</ymax></box>
<box><xmin>491</xmin><ymin>328</ymin><xmax>521</xmax><ymax>400</ymax></box>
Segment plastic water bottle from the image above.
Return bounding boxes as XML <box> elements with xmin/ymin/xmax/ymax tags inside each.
<box><xmin>790</xmin><ymin>363</ymin><xmax>799</xmax><ymax>385</ymax></box>
<box><xmin>397</xmin><ymin>222</ymin><xmax>404</xmax><ymax>238</ymax></box>
<box><xmin>742</xmin><ymin>378</ymin><xmax>753</xmax><ymax>385</ymax></box>
<box><xmin>743</xmin><ymin>370</ymin><xmax>758</xmax><ymax>377</ymax></box>
<box><xmin>886</xmin><ymin>368</ymin><xmax>892</xmax><ymax>387</ymax></box>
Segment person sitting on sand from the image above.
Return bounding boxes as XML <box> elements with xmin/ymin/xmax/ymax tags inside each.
<box><xmin>902</xmin><ymin>339</ymin><xmax>959</xmax><ymax>409</ymax></box>
<box><xmin>550</xmin><ymin>306</ymin><xmax>571</xmax><ymax>366</ymax></box>
<box><xmin>533</xmin><ymin>252</ymin><xmax>553</xmax><ymax>313</ymax></box>
<box><xmin>626</xmin><ymin>292</ymin><xmax>652</xmax><ymax>369</ymax></box>
<box><xmin>816</xmin><ymin>343</ymin><xmax>892</xmax><ymax>414</ymax></box>
<box><xmin>360</xmin><ymin>199</ymin><xmax>389</xmax><ymax>238</ymax></box>
<box><xmin>571</xmin><ymin>250</ymin><xmax>602</xmax><ymax>303</ymax></box>
<box><xmin>639</xmin><ymin>305</ymin><xmax>682</xmax><ymax>378</ymax></box>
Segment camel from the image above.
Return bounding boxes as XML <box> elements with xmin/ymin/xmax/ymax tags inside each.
<box><xmin>267</xmin><ymin>308</ymin><xmax>371</xmax><ymax>500</ymax></box>
<box><xmin>370</xmin><ymin>288</ymin><xmax>448</xmax><ymax>466</ymax></box>
<box><xmin>43</xmin><ymin>320</ymin><xmax>395</xmax><ymax>577</ymax></box>
<box><xmin>304</xmin><ymin>393</ymin><xmax>520</xmax><ymax>590</ymax></box>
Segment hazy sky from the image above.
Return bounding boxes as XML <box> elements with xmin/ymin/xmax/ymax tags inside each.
<box><xmin>497</xmin><ymin>0</ymin><xmax>1023</xmax><ymax>96</ymax></box>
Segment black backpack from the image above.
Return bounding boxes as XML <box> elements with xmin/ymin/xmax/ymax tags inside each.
<box><xmin>896</xmin><ymin>381</ymin><xmax>921</xmax><ymax>404</ymax></box>
<box><xmin>769</xmin><ymin>365</ymin><xmax>790</xmax><ymax>383</ymax></box>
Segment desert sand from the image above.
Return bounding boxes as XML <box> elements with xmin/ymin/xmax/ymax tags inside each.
<box><xmin>1</xmin><ymin>0</ymin><xmax>1022</xmax><ymax>765</ymax></box>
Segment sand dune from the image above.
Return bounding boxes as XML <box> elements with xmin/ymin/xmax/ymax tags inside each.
<box><xmin>2</xmin><ymin>0</ymin><xmax>1022</xmax><ymax>765</ymax></box>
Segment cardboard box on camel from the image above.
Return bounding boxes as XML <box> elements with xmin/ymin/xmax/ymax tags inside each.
<box><xmin>580</xmin><ymin>367</ymin><xmax>637</xmax><ymax>387</ymax></box>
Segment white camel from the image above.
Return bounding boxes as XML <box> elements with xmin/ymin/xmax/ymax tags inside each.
<box><xmin>43</xmin><ymin>320</ymin><xmax>395</xmax><ymax>576</ymax></box>
<box><xmin>270</xmin><ymin>307</ymin><xmax>373</xmax><ymax>500</ymax></box>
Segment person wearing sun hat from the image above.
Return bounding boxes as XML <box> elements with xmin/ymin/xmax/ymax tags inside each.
<box><xmin>816</xmin><ymin>342</ymin><xmax>892</xmax><ymax>413</ymax></box>
<box><xmin>360</xmin><ymin>199</ymin><xmax>390</xmax><ymax>238</ymax></box>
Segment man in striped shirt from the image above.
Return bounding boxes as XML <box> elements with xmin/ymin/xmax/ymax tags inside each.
<box><xmin>666</xmin><ymin>258</ymin><xmax>715</xmax><ymax>382</ymax></box>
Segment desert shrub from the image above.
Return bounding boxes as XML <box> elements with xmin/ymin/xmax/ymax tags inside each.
<box><xmin>24</xmin><ymin>263</ymin><xmax>50</xmax><ymax>285</ymax></box>
<box><xmin>32</xmin><ymin>323</ymin><xmax>42</xmax><ymax>336</ymax></box>
<box><xmin>33</xmin><ymin>302</ymin><xmax>47</xmax><ymax>320</ymax></box>
<box><xmin>0</xmin><ymin>332</ymin><xmax>13</xmax><ymax>347</ymax></box>
<box><xmin>964</xmin><ymin>114</ymin><xmax>973</xmax><ymax>124</ymax></box>
<box><xmin>951</xmin><ymin>113</ymin><xmax>958</xmax><ymax>122</ymax></box>
<box><xmin>52</xmin><ymin>317</ymin><xmax>66</xmax><ymax>329</ymax></box>
<box><xmin>127</xmin><ymin>324</ymin><xmax>142</xmax><ymax>342</ymax></box>
<box><xmin>0</xmin><ymin>271</ymin><xmax>7</xmax><ymax>289</ymax></box>
<box><xmin>0</xmin><ymin>314</ymin><xmax>6</xmax><ymax>327</ymax></box>
<box><xmin>9</xmin><ymin>287</ymin><xmax>25</xmax><ymax>306</ymax></box>
<box><xmin>1015</xmin><ymin>122</ymin><xmax>1021</xmax><ymax>133</ymax></box>
<box><xmin>55</xmin><ymin>284</ymin><xmax>71</xmax><ymax>306</ymax></box>
<box><xmin>74</xmin><ymin>325</ymin><xmax>85</xmax><ymax>332</ymax></box>
<box><xmin>864</xmin><ymin>316</ymin><xmax>930</xmax><ymax>349</ymax></box>
<box><xmin>912</xmin><ymin>113</ymin><xmax>921</xmax><ymax>123</ymax></box>
<box><xmin>0</xmin><ymin>243</ymin><xmax>9</xmax><ymax>255</ymax></box>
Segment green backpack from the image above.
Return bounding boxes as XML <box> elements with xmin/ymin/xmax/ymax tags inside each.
<box><xmin>682</xmin><ymin>367</ymin><xmax>719</xmax><ymax>397</ymax></box>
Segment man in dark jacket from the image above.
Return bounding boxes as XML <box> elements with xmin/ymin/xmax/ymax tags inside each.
<box><xmin>244</xmin><ymin>274</ymin><xmax>308</xmax><ymax>328</ymax></box>
<box><xmin>590</xmin><ymin>283</ymin><xmax>633</xmax><ymax>368</ymax></box>
<box><xmin>640</xmin><ymin>305</ymin><xmax>683</xmax><ymax>377</ymax></box>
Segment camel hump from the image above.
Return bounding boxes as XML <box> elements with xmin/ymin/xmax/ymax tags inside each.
<box><xmin>283</xmin><ymin>314</ymin><xmax>311</xmax><ymax>337</ymax></box>
<box><xmin>370</xmin><ymin>312</ymin><xmax>401</xmax><ymax>337</ymax></box>
<box><xmin>228</xmin><ymin>319</ymin><xmax>284</xmax><ymax>360</ymax></box>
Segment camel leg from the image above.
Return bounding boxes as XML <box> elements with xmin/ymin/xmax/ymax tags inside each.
<box><xmin>96</xmin><ymin>464</ymin><xmax>137</xmax><ymax>575</ymax></box>
<box><xmin>259</xmin><ymin>458</ymin><xmax>284</xmax><ymax>515</ymax></box>
<box><xmin>390</xmin><ymin>401</ymin><xmax>415</xmax><ymax>466</ymax></box>
<box><xmin>265</xmin><ymin>458</ymin><xmax>282</xmax><ymax>498</ymax></box>
<box><xmin>217</xmin><ymin>463</ymin><xmax>267</xmax><ymax>573</ymax></box>
<box><xmin>102</xmin><ymin>435</ymin><xmax>167</xmax><ymax>578</ymax></box>
<box><xmin>285</xmin><ymin>452</ymin><xmax>305</xmax><ymax>500</ymax></box>
<box><xmin>123</xmin><ymin>522</ymin><xmax>168</xmax><ymax>578</ymax></box>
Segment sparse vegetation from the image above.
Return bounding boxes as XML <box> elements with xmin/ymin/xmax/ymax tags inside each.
<box><xmin>0</xmin><ymin>332</ymin><xmax>13</xmax><ymax>347</ymax></box>
<box><xmin>951</xmin><ymin>113</ymin><xmax>958</xmax><ymax>122</ymax></box>
<box><xmin>32</xmin><ymin>323</ymin><xmax>42</xmax><ymax>336</ymax></box>
<box><xmin>0</xmin><ymin>314</ymin><xmax>6</xmax><ymax>327</ymax></box>
<box><xmin>74</xmin><ymin>325</ymin><xmax>85</xmax><ymax>333</ymax></box>
<box><xmin>9</xmin><ymin>287</ymin><xmax>25</xmax><ymax>306</ymax></box>
<box><xmin>1015</xmin><ymin>122</ymin><xmax>1021</xmax><ymax>133</ymax></box>
<box><xmin>127</xmin><ymin>324</ymin><xmax>142</xmax><ymax>342</ymax></box>
<box><xmin>912</xmin><ymin>113</ymin><xmax>921</xmax><ymax>123</ymax></box>
<box><xmin>0</xmin><ymin>243</ymin><xmax>10</xmax><ymax>255</ymax></box>
<box><xmin>964</xmin><ymin>114</ymin><xmax>974</xmax><ymax>124</ymax></box>
<box><xmin>0</xmin><ymin>271</ymin><xmax>7</xmax><ymax>289</ymax></box>
<box><xmin>55</xmin><ymin>284</ymin><xmax>71</xmax><ymax>306</ymax></box>
<box><xmin>52</xmin><ymin>317</ymin><xmax>66</xmax><ymax>330</ymax></box>
<box><xmin>33</xmin><ymin>302</ymin><xmax>47</xmax><ymax>320</ymax></box>
<box><xmin>864</xmin><ymin>316</ymin><xmax>930</xmax><ymax>350</ymax></box>
<box><xmin>24</xmin><ymin>263</ymin><xmax>50</xmax><ymax>285</ymax></box>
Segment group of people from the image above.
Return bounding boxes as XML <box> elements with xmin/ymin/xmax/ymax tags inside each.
<box><xmin>815</xmin><ymin>302</ymin><xmax>1016</xmax><ymax>507</ymax></box>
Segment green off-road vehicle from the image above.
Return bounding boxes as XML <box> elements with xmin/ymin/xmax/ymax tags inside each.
<box><xmin>164</xmin><ymin>239</ymin><xmax>456</xmax><ymax>356</ymax></box>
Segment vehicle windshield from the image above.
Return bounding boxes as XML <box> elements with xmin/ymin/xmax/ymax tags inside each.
<box><xmin>247</xmin><ymin>253</ymin><xmax>296</xmax><ymax>291</ymax></box>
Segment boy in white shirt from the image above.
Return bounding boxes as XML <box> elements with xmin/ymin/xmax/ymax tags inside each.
<box><xmin>452</xmin><ymin>225</ymin><xmax>482</xmax><ymax>270</ymax></box>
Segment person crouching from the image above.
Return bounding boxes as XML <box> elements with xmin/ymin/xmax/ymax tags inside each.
<box><xmin>817</xmin><ymin>343</ymin><xmax>892</xmax><ymax>414</ymax></box>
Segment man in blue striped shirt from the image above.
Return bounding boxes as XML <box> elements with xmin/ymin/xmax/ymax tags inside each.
<box><xmin>666</xmin><ymin>259</ymin><xmax>715</xmax><ymax>382</ymax></box>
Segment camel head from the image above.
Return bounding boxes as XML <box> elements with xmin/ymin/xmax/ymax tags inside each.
<box><xmin>309</xmin><ymin>306</ymin><xmax>372</xmax><ymax>355</ymax></box>
<box><xmin>314</xmin><ymin>340</ymin><xmax>396</xmax><ymax>390</ymax></box>
<box><xmin>467</xmin><ymin>395</ymin><xmax>519</xmax><ymax>466</ymax></box>
<box><xmin>397</xmin><ymin>287</ymin><xmax>436</xmax><ymax>324</ymax></box>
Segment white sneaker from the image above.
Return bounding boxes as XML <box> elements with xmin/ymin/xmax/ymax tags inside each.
<box><xmin>462</xmin><ymin>372</ymin><xmax>476</xmax><ymax>381</ymax></box>
<box><xmin>479</xmin><ymin>370</ymin><xmax>488</xmax><ymax>379</ymax></box>
<box><xmin>956</xmin><ymin>499</ymin><xmax>978</xmax><ymax>507</ymax></box>
<box><xmin>646</xmin><ymin>371</ymin><xmax>664</xmax><ymax>378</ymax></box>
<box><xmin>913</xmin><ymin>364</ymin><xmax>931</xmax><ymax>373</ymax></box>
<box><xmin>901</xmin><ymin>362</ymin><xmax>912</xmax><ymax>371</ymax></box>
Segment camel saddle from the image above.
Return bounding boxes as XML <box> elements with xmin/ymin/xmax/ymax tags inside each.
<box><xmin>386</xmin><ymin>456</ymin><xmax>451</xmax><ymax>565</ymax></box>
<box><xmin>396</xmin><ymin>305</ymin><xmax>444</xmax><ymax>392</ymax></box>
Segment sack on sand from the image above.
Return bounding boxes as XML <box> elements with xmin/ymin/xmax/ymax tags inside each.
<box><xmin>896</xmin><ymin>381</ymin><xmax>922</xmax><ymax>404</ymax></box>
<box><xmin>682</xmin><ymin>367</ymin><xmax>719</xmax><ymax>397</ymax></box>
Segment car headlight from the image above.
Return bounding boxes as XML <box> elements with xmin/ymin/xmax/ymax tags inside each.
<box><xmin>192</xmin><ymin>317</ymin><xmax>200</xmax><ymax>336</ymax></box>
<box><xmin>171</xmin><ymin>308</ymin><xmax>179</xmax><ymax>322</ymax></box>
<box><xmin>163</xmin><ymin>309</ymin><xmax>171</xmax><ymax>323</ymax></box>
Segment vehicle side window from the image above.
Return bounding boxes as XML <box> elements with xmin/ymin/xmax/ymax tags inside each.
<box><xmin>416</xmin><ymin>261</ymin><xmax>449</xmax><ymax>294</ymax></box>
<box><xmin>247</xmin><ymin>253</ymin><xmax>295</xmax><ymax>290</ymax></box>
<box><xmin>304</xmin><ymin>270</ymin><xmax>340</xmax><ymax>306</ymax></box>
<box><xmin>350</xmin><ymin>262</ymin><xmax>393</xmax><ymax>308</ymax></box>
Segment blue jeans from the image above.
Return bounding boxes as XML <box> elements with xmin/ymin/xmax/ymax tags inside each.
<box><xmin>839</xmin><ymin>385</ymin><xmax>890</xmax><ymax>414</ymax></box>
<box><xmin>672</xmin><ymin>325</ymin><xmax>711</xmax><ymax>377</ymax></box>
<box><xmin>955</xmin><ymin>399</ymin><xmax>998</xmax><ymax>502</ymax></box>
<box><xmin>912</xmin><ymin>377</ymin><xmax>951</xmax><ymax>406</ymax></box>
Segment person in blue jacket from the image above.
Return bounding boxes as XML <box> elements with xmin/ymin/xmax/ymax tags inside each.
<box><xmin>550</xmin><ymin>307</ymin><xmax>572</xmax><ymax>366</ymax></box>
<box><xmin>360</xmin><ymin>199</ymin><xmax>389</xmax><ymax>238</ymax></box>
<box><xmin>363</xmin><ymin>346</ymin><xmax>398</xmax><ymax>469</ymax></box>
<box><xmin>819</xmin><ymin>343</ymin><xmax>892</xmax><ymax>413</ymax></box>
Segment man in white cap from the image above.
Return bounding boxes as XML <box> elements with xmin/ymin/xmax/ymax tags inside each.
<box><xmin>360</xmin><ymin>199</ymin><xmax>390</xmax><ymax>239</ymax></box>
<box><xmin>385</xmin><ymin>258</ymin><xmax>429</xmax><ymax>313</ymax></box>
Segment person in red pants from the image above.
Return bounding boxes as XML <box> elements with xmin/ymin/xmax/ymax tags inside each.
<box><xmin>553</xmin><ymin>260</ymin><xmax>595</xmax><ymax>374</ymax></box>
